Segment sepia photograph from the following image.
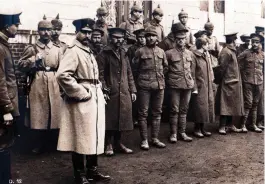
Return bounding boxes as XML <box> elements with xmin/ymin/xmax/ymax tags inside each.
<box><xmin>0</xmin><ymin>0</ymin><xmax>264</xmax><ymax>183</ymax></box>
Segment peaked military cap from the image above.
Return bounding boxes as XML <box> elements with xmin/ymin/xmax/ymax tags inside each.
<box><xmin>171</xmin><ymin>22</ymin><xmax>188</xmax><ymax>34</ymax></box>
<box><xmin>153</xmin><ymin>4</ymin><xmax>163</xmax><ymax>16</ymax></box>
<box><xmin>97</xmin><ymin>1</ymin><xmax>108</xmax><ymax>16</ymax></box>
<box><xmin>224</xmin><ymin>32</ymin><xmax>238</xmax><ymax>40</ymax></box>
<box><xmin>73</xmin><ymin>18</ymin><xmax>95</xmax><ymax>32</ymax></box>
<box><xmin>204</xmin><ymin>18</ymin><xmax>214</xmax><ymax>29</ymax></box>
<box><xmin>194</xmin><ymin>30</ymin><xmax>207</xmax><ymax>39</ymax></box>
<box><xmin>0</xmin><ymin>7</ymin><xmax>22</xmax><ymax>29</ymax></box>
<box><xmin>131</xmin><ymin>2</ymin><xmax>143</xmax><ymax>13</ymax></box>
<box><xmin>240</xmin><ymin>34</ymin><xmax>250</xmax><ymax>42</ymax></box>
<box><xmin>108</xmin><ymin>27</ymin><xmax>126</xmax><ymax>37</ymax></box>
<box><xmin>250</xmin><ymin>33</ymin><xmax>264</xmax><ymax>42</ymax></box>
<box><xmin>133</xmin><ymin>28</ymin><xmax>145</xmax><ymax>36</ymax></box>
<box><xmin>255</xmin><ymin>26</ymin><xmax>264</xmax><ymax>36</ymax></box>
<box><xmin>145</xmin><ymin>26</ymin><xmax>158</xmax><ymax>36</ymax></box>
<box><xmin>38</xmin><ymin>15</ymin><xmax>52</xmax><ymax>29</ymax></box>
<box><xmin>178</xmin><ymin>9</ymin><xmax>188</xmax><ymax>18</ymax></box>
<box><xmin>92</xmin><ymin>28</ymin><xmax>104</xmax><ymax>36</ymax></box>
<box><xmin>51</xmin><ymin>14</ymin><xmax>63</xmax><ymax>29</ymax></box>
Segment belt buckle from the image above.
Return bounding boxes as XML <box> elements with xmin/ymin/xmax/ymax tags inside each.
<box><xmin>45</xmin><ymin>66</ymin><xmax>51</xmax><ymax>71</ymax></box>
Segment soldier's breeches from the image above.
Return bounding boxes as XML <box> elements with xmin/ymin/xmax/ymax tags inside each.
<box><xmin>243</xmin><ymin>83</ymin><xmax>263</xmax><ymax>109</ymax></box>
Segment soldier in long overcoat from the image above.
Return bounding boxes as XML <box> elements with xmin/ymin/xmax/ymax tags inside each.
<box><xmin>96</xmin><ymin>28</ymin><xmax>137</xmax><ymax>156</ymax></box>
<box><xmin>17</xmin><ymin>15</ymin><xmax>62</xmax><ymax>154</ymax></box>
<box><xmin>0</xmin><ymin>10</ymin><xmax>21</xmax><ymax>184</ymax></box>
<box><xmin>190</xmin><ymin>37</ymin><xmax>214</xmax><ymax>138</ymax></box>
<box><xmin>56</xmin><ymin>18</ymin><xmax>110</xmax><ymax>184</ymax></box>
<box><xmin>215</xmin><ymin>32</ymin><xmax>244</xmax><ymax>135</ymax></box>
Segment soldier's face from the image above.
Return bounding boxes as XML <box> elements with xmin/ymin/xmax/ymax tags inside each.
<box><xmin>38</xmin><ymin>28</ymin><xmax>52</xmax><ymax>40</ymax></box>
<box><xmin>245</xmin><ymin>39</ymin><xmax>250</xmax><ymax>45</ymax></box>
<box><xmin>179</xmin><ymin>16</ymin><xmax>188</xmax><ymax>25</ymax></box>
<box><xmin>176</xmin><ymin>37</ymin><xmax>186</xmax><ymax>47</ymax></box>
<box><xmin>251</xmin><ymin>40</ymin><xmax>260</xmax><ymax>51</ymax></box>
<box><xmin>154</xmin><ymin>14</ymin><xmax>163</xmax><ymax>23</ymax></box>
<box><xmin>92</xmin><ymin>34</ymin><xmax>102</xmax><ymax>45</ymax></box>
<box><xmin>6</xmin><ymin>24</ymin><xmax>19</xmax><ymax>38</ymax></box>
<box><xmin>206</xmin><ymin>28</ymin><xmax>213</xmax><ymax>36</ymax></box>
<box><xmin>132</xmin><ymin>11</ymin><xmax>142</xmax><ymax>20</ymax></box>
<box><xmin>146</xmin><ymin>35</ymin><xmax>157</xmax><ymax>45</ymax></box>
<box><xmin>77</xmin><ymin>30</ymin><xmax>92</xmax><ymax>46</ymax></box>
<box><xmin>137</xmin><ymin>35</ymin><xmax>146</xmax><ymax>45</ymax></box>
<box><xmin>97</xmin><ymin>14</ymin><xmax>107</xmax><ymax>23</ymax></box>
<box><xmin>51</xmin><ymin>27</ymin><xmax>62</xmax><ymax>39</ymax></box>
<box><xmin>111</xmin><ymin>35</ymin><xmax>124</xmax><ymax>47</ymax></box>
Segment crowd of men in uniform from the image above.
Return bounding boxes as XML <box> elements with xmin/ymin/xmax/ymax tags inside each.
<box><xmin>0</xmin><ymin>2</ymin><xmax>264</xmax><ymax>184</ymax></box>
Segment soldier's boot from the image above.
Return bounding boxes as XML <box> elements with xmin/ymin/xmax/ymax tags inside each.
<box><xmin>249</xmin><ymin>110</ymin><xmax>262</xmax><ymax>133</ymax></box>
<box><xmin>257</xmin><ymin>115</ymin><xmax>264</xmax><ymax>130</ymax></box>
<box><xmin>72</xmin><ymin>153</ymin><xmax>90</xmax><ymax>184</ymax></box>
<box><xmin>151</xmin><ymin>119</ymin><xmax>166</xmax><ymax>148</ymax></box>
<box><xmin>178</xmin><ymin>115</ymin><xmax>192</xmax><ymax>142</ymax></box>
<box><xmin>200</xmin><ymin>123</ymin><xmax>211</xmax><ymax>137</ymax></box>
<box><xmin>139</xmin><ymin>120</ymin><xmax>149</xmax><ymax>150</ymax></box>
<box><xmin>193</xmin><ymin>123</ymin><xmax>204</xmax><ymax>138</ymax></box>
<box><xmin>169</xmin><ymin>115</ymin><xmax>178</xmax><ymax>143</ymax></box>
<box><xmin>218</xmin><ymin>116</ymin><xmax>227</xmax><ymax>135</ymax></box>
<box><xmin>240</xmin><ymin>109</ymin><xmax>249</xmax><ymax>133</ymax></box>
<box><xmin>86</xmin><ymin>155</ymin><xmax>111</xmax><ymax>182</ymax></box>
<box><xmin>114</xmin><ymin>132</ymin><xmax>133</xmax><ymax>154</ymax></box>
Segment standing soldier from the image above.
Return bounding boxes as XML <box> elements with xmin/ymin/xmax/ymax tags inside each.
<box><xmin>127</xmin><ymin>28</ymin><xmax>146</xmax><ymax>126</ymax></box>
<box><xmin>56</xmin><ymin>18</ymin><xmax>110</xmax><ymax>184</ymax></box>
<box><xmin>97</xmin><ymin>28</ymin><xmax>137</xmax><ymax>156</ymax></box>
<box><xmin>237</xmin><ymin>34</ymin><xmax>250</xmax><ymax>56</ymax></box>
<box><xmin>144</xmin><ymin>4</ymin><xmax>165</xmax><ymax>43</ymax></box>
<box><xmin>134</xmin><ymin>26</ymin><xmax>168</xmax><ymax>150</ymax></box>
<box><xmin>214</xmin><ymin>32</ymin><xmax>244</xmax><ymax>135</ymax></box>
<box><xmin>89</xmin><ymin>28</ymin><xmax>105</xmax><ymax>56</ymax></box>
<box><xmin>238</xmin><ymin>33</ymin><xmax>264</xmax><ymax>133</ymax></box>
<box><xmin>94</xmin><ymin>2</ymin><xmax>109</xmax><ymax>45</ymax></box>
<box><xmin>158</xmin><ymin>26</ymin><xmax>176</xmax><ymax>51</ymax></box>
<box><xmin>0</xmin><ymin>9</ymin><xmax>21</xmax><ymax>184</ymax></box>
<box><xmin>119</xmin><ymin>2</ymin><xmax>143</xmax><ymax>35</ymax></box>
<box><xmin>178</xmin><ymin>9</ymin><xmax>193</xmax><ymax>49</ymax></box>
<box><xmin>51</xmin><ymin>14</ymin><xmax>67</xmax><ymax>53</ymax></box>
<box><xmin>17</xmin><ymin>15</ymin><xmax>62</xmax><ymax>154</ymax></box>
<box><xmin>165</xmin><ymin>23</ymin><xmax>195</xmax><ymax>143</ymax></box>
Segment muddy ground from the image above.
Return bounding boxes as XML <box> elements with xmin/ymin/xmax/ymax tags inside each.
<box><xmin>11</xmin><ymin>120</ymin><xmax>264</xmax><ymax>184</ymax></box>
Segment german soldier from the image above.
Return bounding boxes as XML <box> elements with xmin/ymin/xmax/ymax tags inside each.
<box><xmin>144</xmin><ymin>4</ymin><xmax>165</xmax><ymax>42</ymax></box>
<box><xmin>89</xmin><ymin>28</ymin><xmax>105</xmax><ymax>56</ymax></box>
<box><xmin>238</xmin><ymin>33</ymin><xmax>264</xmax><ymax>133</ymax></box>
<box><xmin>237</xmin><ymin>34</ymin><xmax>250</xmax><ymax>56</ymax></box>
<box><xmin>94</xmin><ymin>2</ymin><xmax>109</xmax><ymax>45</ymax></box>
<box><xmin>158</xmin><ymin>24</ymin><xmax>177</xmax><ymax>51</ymax></box>
<box><xmin>96</xmin><ymin>28</ymin><xmax>137</xmax><ymax>156</ymax></box>
<box><xmin>56</xmin><ymin>18</ymin><xmax>110</xmax><ymax>184</ymax></box>
<box><xmin>178</xmin><ymin>9</ymin><xmax>193</xmax><ymax>49</ymax></box>
<box><xmin>214</xmin><ymin>32</ymin><xmax>244</xmax><ymax>135</ymax></box>
<box><xmin>0</xmin><ymin>9</ymin><xmax>21</xmax><ymax>184</ymax></box>
<box><xmin>51</xmin><ymin>13</ymin><xmax>67</xmax><ymax>53</ymax></box>
<box><xmin>134</xmin><ymin>26</ymin><xmax>168</xmax><ymax>150</ymax></box>
<box><xmin>165</xmin><ymin>23</ymin><xmax>195</xmax><ymax>143</ymax></box>
<box><xmin>17</xmin><ymin>15</ymin><xmax>62</xmax><ymax>154</ymax></box>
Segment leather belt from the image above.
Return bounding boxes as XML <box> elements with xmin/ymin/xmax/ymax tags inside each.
<box><xmin>76</xmin><ymin>79</ymin><xmax>100</xmax><ymax>84</ymax></box>
<box><xmin>36</xmin><ymin>66</ymin><xmax>57</xmax><ymax>72</ymax></box>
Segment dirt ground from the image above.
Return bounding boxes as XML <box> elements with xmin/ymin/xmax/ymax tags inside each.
<box><xmin>10</xmin><ymin>121</ymin><xmax>264</xmax><ymax>184</ymax></box>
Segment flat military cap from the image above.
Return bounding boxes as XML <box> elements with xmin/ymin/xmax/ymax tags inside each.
<box><xmin>133</xmin><ymin>28</ymin><xmax>145</xmax><ymax>36</ymax></box>
<box><xmin>204</xmin><ymin>18</ymin><xmax>214</xmax><ymax>29</ymax></box>
<box><xmin>178</xmin><ymin>9</ymin><xmax>188</xmax><ymax>18</ymax></box>
<box><xmin>153</xmin><ymin>4</ymin><xmax>163</xmax><ymax>16</ymax></box>
<box><xmin>255</xmin><ymin>26</ymin><xmax>264</xmax><ymax>36</ymax></box>
<box><xmin>97</xmin><ymin>2</ymin><xmax>108</xmax><ymax>16</ymax></box>
<box><xmin>0</xmin><ymin>6</ymin><xmax>22</xmax><ymax>29</ymax></box>
<box><xmin>38</xmin><ymin>15</ymin><xmax>52</xmax><ymax>29</ymax></box>
<box><xmin>171</xmin><ymin>22</ymin><xmax>188</xmax><ymax>33</ymax></box>
<box><xmin>51</xmin><ymin>14</ymin><xmax>63</xmax><ymax>29</ymax></box>
<box><xmin>73</xmin><ymin>18</ymin><xmax>95</xmax><ymax>32</ymax></box>
<box><xmin>145</xmin><ymin>26</ymin><xmax>158</xmax><ymax>36</ymax></box>
<box><xmin>224</xmin><ymin>32</ymin><xmax>238</xmax><ymax>40</ymax></box>
<box><xmin>108</xmin><ymin>27</ymin><xmax>126</xmax><ymax>37</ymax></box>
<box><xmin>131</xmin><ymin>2</ymin><xmax>143</xmax><ymax>13</ymax></box>
<box><xmin>194</xmin><ymin>30</ymin><xmax>207</xmax><ymax>39</ymax></box>
<box><xmin>250</xmin><ymin>33</ymin><xmax>264</xmax><ymax>42</ymax></box>
<box><xmin>240</xmin><ymin>34</ymin><xmax>250</xmax><ymax>42</ymax></box>
<box><xmin>92</xmin><ymin>28</ymin><xmax>104</xmax><ymax>36</ymax></box>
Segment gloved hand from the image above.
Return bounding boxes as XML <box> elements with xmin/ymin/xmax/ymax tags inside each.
<box><xmin>3</xmin><ymin>113</ymin><xmax>13</xmax><ymax>126</ymax></box>
<box><xmin>131</xmin><ymin>93</ymin><xmax>137</xmax><ymax>102</ymax></box>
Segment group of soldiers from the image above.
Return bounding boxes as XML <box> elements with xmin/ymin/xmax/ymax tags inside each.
<box><xmin>0</xmin><ymin>2</ymin><xmax>264</xmax><ymax>184</ymax></box>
